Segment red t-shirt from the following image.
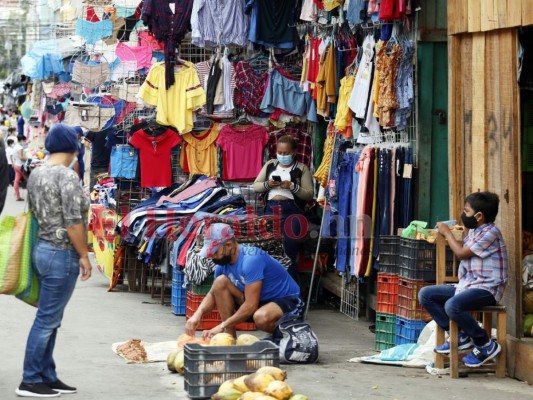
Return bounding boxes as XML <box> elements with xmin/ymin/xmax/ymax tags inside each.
<box><xmin>129</xmin><ymin>128</ymin><xmax>182</xmax><ymax>188</ymax></box>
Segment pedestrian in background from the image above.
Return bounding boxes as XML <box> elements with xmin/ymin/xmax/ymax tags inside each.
<box><xmin>0</xmin><ymin>135</ymin><xmax>9</xmax><ymax>214</ymax></box>
<box><xmin>12</xmin><ymin>134</ymin><xmax>28</xmax><ymax>201</ymax></box>
<box><xmin>16</xmin><ymin>123</ymin><xmax>92</xmax><ymax>398</ymax></box>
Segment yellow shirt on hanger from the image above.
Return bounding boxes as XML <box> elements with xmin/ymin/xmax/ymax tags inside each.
<box><xmin>323</xmin><ymin>0</ymin><xmax>342</xmax><ymax>12</ymax></box>
<box><xmin>180</xmin><ymin>123</ymin><xmax>221</xmax><ymax>177</ymax></box>
<box><xmin>138</xmin><ymin>61</ymin><xmax>207</xmax><ymax>134</ymax></box>
<box><xmin>334</xmin><ymin>75</ymin><xmax>355</xmax><ymax>134</ymax></box>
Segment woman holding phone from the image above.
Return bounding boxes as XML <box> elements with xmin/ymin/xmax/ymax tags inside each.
<box><xmin>253</xmin><ymin>135</ymin><xmax>314</xmax><ymax>282</ymax></box>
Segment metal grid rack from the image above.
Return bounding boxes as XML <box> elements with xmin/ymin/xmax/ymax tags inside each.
<box><xmin>340</xmin><ymin>274</ymin><xmax>360</xmax><ymax>320</ymax></box>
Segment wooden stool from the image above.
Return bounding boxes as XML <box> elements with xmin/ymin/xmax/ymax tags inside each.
<box><xmin>449</xmin><ymin>305</ymin><xmax>507</xmax><ymax>378</ymax></box>
<box><xmin>434</xmin><ymin>233</ymin><xmax>507</xmax><ymax>378</ymax></box>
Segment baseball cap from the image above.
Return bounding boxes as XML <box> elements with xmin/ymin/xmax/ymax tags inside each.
<box><xmin>199</xmin><ymin>223</ymin><xmax>235</xmax><ymax>258</ymax></box>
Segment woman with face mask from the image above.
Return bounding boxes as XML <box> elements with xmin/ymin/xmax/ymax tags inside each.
<box><xmin>16</xmin><ymin>124</ymin><xmax>92</xmax><ymax>398</ymax></box>
<box><xmin>253</xmin><ymin>135</ymin><xmax>314</xmax><ymax>283</ymax></box>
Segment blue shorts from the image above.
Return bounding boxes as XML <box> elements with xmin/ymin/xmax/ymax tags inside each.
<box><xmin>76</xmin><ymin>19</ymin><xmax>113</xmax><ymax>45</ymax></box>
<box><xmin>263</xmin><ymin>295</ymin><xmax>305</xmax><ymax>318</ymax></box>
<box><xmin>110</xmin><ymin>145</ymin><xmax>138</xmax><ymax>179</ymax></box>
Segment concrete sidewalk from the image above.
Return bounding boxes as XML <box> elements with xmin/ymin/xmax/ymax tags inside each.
<box><xmin>1</xmin><ymin>190</ymin><xmax>532</xmax><ymax>400</ymax></box>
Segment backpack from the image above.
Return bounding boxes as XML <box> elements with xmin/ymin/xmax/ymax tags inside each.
<box><xmin>276</xmin><ymin>315</ymin><xmax>319</xmax><ymax>364</ymax></box>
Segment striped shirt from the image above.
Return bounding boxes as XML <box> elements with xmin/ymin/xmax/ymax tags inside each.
<box><xmin>456</xmin><ymin>223</ymin><xmax>508</xmax><ymax>302</ymax></box>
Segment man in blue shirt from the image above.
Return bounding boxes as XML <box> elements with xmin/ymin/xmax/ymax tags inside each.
<box><xmin>185</xmin><ymin>223</ymin><xmax>303</xmax><ymax>339</ymax></box>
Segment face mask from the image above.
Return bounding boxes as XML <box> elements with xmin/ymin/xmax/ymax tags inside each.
<box><xmin>277</xmin><ymin>154</ymin><xmax>293</xmax><ymax>166</ymax></box>
<box><xmin>212</xmin><ymin>255</ymin><xmax>232</xmax><ymax>266</ymax></box>
<box><xmin>461</xmin><ymin>211</ymin><xmax>479</xmax><ymax>229</ymax></box>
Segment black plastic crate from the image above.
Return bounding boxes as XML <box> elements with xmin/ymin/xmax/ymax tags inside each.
<box><xmin>184</xmin><ymin>341</ymin><xmax>279</xmax><ymax>399</ymax></box>
<box><xmin>398</xmin><ymin>238</ymin><xmax>454</xmax><ymax>282</ymax></box>
<box><xmin>379</xmin><ymin>235</ymin><xmax>400</xmax><ymax>274</ymax></box>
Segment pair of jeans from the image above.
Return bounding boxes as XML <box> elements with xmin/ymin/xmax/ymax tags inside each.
<box><xmin>336</xmin><ymin>152</ymin><xmax>357</xmax><ymax>272</ymax></box>
<box><xmin>418</xmin><ymin>285</ymin><xmax>496</xmax><ymax>346</ymax></box>
<box><xmin>22</xmin><ymin>240</ymin><xmax>80</xmax><ymax>384</ymax></box>
<box><xmin>374</xmin><ymin>149</ymin><xmax>392</xmax><ymax>261</ymax></box>
<box><xmin>265</xmin><ymin>199</ymin><xmax>306</xmax><ymax>282</ymax></box>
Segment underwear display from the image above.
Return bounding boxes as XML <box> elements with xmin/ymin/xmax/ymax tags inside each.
<box><xmin>71</xmin><ymin>60</ymin><xmax>110</xmax><ymax>88</ymax></box>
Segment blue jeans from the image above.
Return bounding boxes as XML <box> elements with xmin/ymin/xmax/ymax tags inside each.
<box><xmin>336</xmin><ymin>153</ymin><xmax>357</xmax><ymax>272</ymax></box>
<box><xmin>418</xmin><ymin>285</ymin><xmax>496</xmax><ymax>346</ymax></box>
<box><xmin>265</xmin><ymin>200</ymin><xmax>306</xmax><ymax>282</ymax></box>
<box><xmin>22</xmin><ymin>240</ymin><xmax>80</xmax><ymax>384</ymax></box>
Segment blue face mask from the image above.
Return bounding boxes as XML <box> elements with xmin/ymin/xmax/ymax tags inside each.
<box><xmin>277</xmin><ymin>154</ymin><xmax>293</xmax><ymax>166</ymax></box>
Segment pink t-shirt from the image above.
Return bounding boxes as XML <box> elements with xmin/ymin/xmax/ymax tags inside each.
<box><xmin>216</xmin><ymin>124</ymin><xmax>269</xmax><ymax>181</ymax></box>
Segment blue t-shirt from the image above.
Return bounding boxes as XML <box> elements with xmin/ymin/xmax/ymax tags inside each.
<box><xmin>214</xmin><ymin>245</ymin><xmax>300</xmax><ymax>301</ymax></box>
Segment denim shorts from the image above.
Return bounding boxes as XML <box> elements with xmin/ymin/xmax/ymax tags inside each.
<box><xmin>110</xmin><ymin>145</ymin><xmax>138</xmax><ymax>179</ymax></box>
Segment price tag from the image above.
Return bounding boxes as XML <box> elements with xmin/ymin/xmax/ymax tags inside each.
<box><xmin>403</xmin><ymin>164</ymin><xmax>413</xmax><ymax>179</ymax></box>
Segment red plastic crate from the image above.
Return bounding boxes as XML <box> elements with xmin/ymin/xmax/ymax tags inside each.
<box><xmin>376</xmin><ymin>273</ymin><xmax>399</xmax><ymax>314</ymax></box>
<box><xmin>185</xmin><ymin>292</ymin><xmax>256</xmax><ymax>331</ymax></box>
<box><xmin>397</xmin><ymin>277</ymin><xmax>432</xmax><ymax>322</ymax></box>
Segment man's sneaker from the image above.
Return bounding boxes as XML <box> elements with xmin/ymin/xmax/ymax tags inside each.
<box><xmin>434</xmin><ymin>335</ymin><xmax>474</xmax><ymax>354</ymax></box>
<box><xmin>15</xmin><ymin>383</ymin><xmax>61</xmax><ymax>398</ymax></box>
<box><xmin>462</xmin><ymin>339</ymin><xmax>501</xmax><ymax>367</ymax></box>
<box><xmin>45</xmin><ymin>380</ymin><xmax>77</xmax><ymax>394</ymax></box>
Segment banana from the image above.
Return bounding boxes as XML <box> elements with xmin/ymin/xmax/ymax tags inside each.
<box><xmin>264</xmin><ymin>381</ymin><xmax>293</xmax><ymax>400</ymax></box>
<box><xmin>244</xmin><ymin>373</ymin><xmax>275</xmax><ymax>393</ymax></box>
<box><xmin>233</xmin><ymin>375</ymin><xmax>250</xmax><ymax>393</ymax></box>
<box><xmin>255</xmin><ymin>366</ymin><xmax>287</xmax><ymax>381</ymax></box>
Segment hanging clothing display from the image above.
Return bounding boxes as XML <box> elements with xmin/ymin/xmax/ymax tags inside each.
<box><xmin>247</xmin><ymin>0</ymin><xmax>297</xmax><ymax>49</ymax></box>
<box><xmin>216</xmin><ymin>124</ymin><xmax>269</xmax><ymax>181</ymax></box>
<box><xmin>141</xmin><ymin>0</ymin><xmax>194</xmax><ymax>88</ymax></box>
<box><xmin>180</xmin><ymin>124</ymin><xmax>221</xmax><ymax>177</ymax></box>
<box><xmin>138</xmin><ymin>62</ymin><xmax>206</xmax><ymax>133</ymax></box>
<box><xmin>129</xmin><ymin>128</ymin><xmax>182</xmax><ymax>188</ymax></box>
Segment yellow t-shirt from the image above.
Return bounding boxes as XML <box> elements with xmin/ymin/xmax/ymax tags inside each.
<box><xmin>138</xmin><ymin>62</ymin><xmax>207</xmax><ymax>133</ymax></box>
<box><xmin>322</xmin><ymin>0</ymin><xmax>342</xmax><ymax>12</ymax></box>
<box><xmin>334</xmin><ymin>75</ymin><xmax>355</xmax><ymax>131</ymax></box>
<box><xmin>180</xmin><ymin>123</ymin><xmax>221</xmax><ymax>176</ymax></box>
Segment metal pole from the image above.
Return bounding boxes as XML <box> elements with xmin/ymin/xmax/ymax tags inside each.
<box><xmin>304</xmin><ymin>131</ymin><xmax>338</xmax><ymax>320</ymax></box>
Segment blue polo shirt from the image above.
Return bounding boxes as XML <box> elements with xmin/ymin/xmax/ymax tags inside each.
<box><xmin>214</xmin><ymin>245</ymin><xmax>300</xmax><ymax>301</ymax></box>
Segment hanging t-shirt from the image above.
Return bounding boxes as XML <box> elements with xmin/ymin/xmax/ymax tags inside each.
<box><xmin>180</xmin><ymin>124</ymin><xmax>221</xmax><ymax>177</ymax></box>
<box><xmin>216</xmin><ymin>124</ymin><xmax>268</xmax><ymax>181</ymax></box>
<box><xmin>138</xmin><ymin>62</ymin><xmax>206</xmax><ymax>133</ymax></box>
<box><xmin>129</xmin><ymin>128</ymin><xmax>182</xmax><ymax>188</ymax></box>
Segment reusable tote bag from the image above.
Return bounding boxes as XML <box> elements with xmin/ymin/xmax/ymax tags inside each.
<box><xmin>0</xmin><ymin>212</ymin><xmax>40</xmax><ymax>306</ymax></box>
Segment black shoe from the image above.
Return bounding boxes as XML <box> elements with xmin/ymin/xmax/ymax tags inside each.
<box><xmin>45</xmin><ymin>380</ymin><xmax>77</xmax><ymax>394</ymax></box>
<box><xmin>15</xmin><ymin>383</ymin><xmax>61</xmax><ymax>398</ymax></box>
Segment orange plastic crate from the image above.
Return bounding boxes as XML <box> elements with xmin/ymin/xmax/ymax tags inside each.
<box><xmin>396</xmin><ymin>278</ymin><xmax>432</xmax><ymax>322</ymax></box>
<box><xmin>376</xmin><ymin>273</ymin><xmax>399</xmax><ymax>314</ymax></box>
<box><xmin>185</xmin><ymin>292</ymin><xmax>256</xmax><ymax>331</ymax></box>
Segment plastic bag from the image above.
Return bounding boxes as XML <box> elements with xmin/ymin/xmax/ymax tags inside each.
<box><xmin>401</xmin><ymin>220</ymin><xmax>429</xmax><ymax>239</ymax></box>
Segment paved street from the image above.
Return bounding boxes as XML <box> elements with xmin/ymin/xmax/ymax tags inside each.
<box><xmin>1</xmin><ymin>189</ymin><xmax>532</xmax><ymax>399</ymax></box>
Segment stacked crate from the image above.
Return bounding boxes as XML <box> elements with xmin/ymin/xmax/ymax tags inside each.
<box><xmin>394</xmin><ymin>237</ymin><xmax>442</xmax><ymax>345</ymax></box>
<box><xmin>375</xmin><ymin>236</ymin><xmax>400</xmax><ymax>350</ymax></box>
<box><xmin>185</xmin><ymin>275</ymin><xmax>256</xmax><ymax>331</ymax></box>
<box><xmin>171</xmin><ymin>267</ymin><xmax>186</xmax><ymax>315</ymax></box>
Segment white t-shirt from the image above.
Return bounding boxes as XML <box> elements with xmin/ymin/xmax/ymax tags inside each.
<box><xmin>267</xmin><ymin>163</ymin><xmax>294</xmax><ymax>200</ymax></box>
<box><xmin>12</xmin><ymin>144</ymin><xmax>24</xmax><ymax>166</ymax></box>
<box><xmin>5</xmin><ymin>145</ymin><xmax>14</xmax><ymax>165</ymax></box>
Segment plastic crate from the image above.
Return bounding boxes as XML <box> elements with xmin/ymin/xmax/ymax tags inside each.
<box><xmin>190</xmin><ymin>275</ymin><xmax>215</xmax><ymax>295</ymax></box>
<box><xmin>398</xmin><ymin>238</ymin><xmax>454</xmax><ymax>282</ymax></box>
<box><xmin>396</xmin><ymin>278</ymin><xmax>432</xmax><ymax>321</ymax></box>
<box><xmin>376</xmin><ymin>273</ymin><xmax>399</xmax><ymax>314</ymax></box>
<box><xmin>184</xmin><ymin>341</ymin><xmax>280</xmax><ymax>399</ymax></box>
<box><xmin>171</xmin><ymin>269</ymin><xmax>186</xmax><ymax>315</ymax></box>
<box><xmin>185</xmin><ymin>292</ymin><xmax>256</xmax><ymax>331</ymax></box>
<box><xmin>395</xmin><ymin>316</ymin><xmax>427</xmax><ymax>345</ymax></box>
<box><xmin>375</xmin><ymin>313</ymin><xmax>396</xmax><ymax>351</ymax></box>
<box><xmin>379</xmin><ymin>235</ymin><xmax>400</xmax><ymax>274</ymax></box>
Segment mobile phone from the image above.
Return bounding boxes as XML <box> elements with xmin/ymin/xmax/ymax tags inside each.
<box><xmin>272</xmin><ymin>175</ymin><xmax>281</xmax><ymax>182</ymax></box>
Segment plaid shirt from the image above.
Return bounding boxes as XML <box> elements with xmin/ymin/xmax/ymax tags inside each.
<box><xmin>233</xmin><ymin>61</ymin><xmax>268</xmax><ymax>117</ymax></box>
<box><xmin>268</xmin><ymin>128</ymin><xmax>312</xmax><ymax>169</ymax></box>
<box><xmin>456</xmin><ymin>223</ymin><xmax>508</xmax><ymax>302</ymax></box>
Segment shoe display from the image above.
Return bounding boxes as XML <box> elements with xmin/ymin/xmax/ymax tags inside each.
<box><xmin>45</xmin><ymin>380</ymin><xmax>77</xmax><ymax>394</ymax></box>
<box><xmin>15</xmin><ymin>383</ymin><xmax>61</xmax><ymax>398</ymax></box>
<box><xmin>462</xmin><ymin>339</ymin><xmax>502</xmax><ymax>367</ymax></box>
<box><xmin>434</xmin><ymin>334</ymin><xmax>474</xmax><ymax>354</ymax></box>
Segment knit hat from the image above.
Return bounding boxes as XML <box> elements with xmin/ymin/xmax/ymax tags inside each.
<box><xmin>45</xmin><ymin>123</ymin><xmax>79</xmax><ymax>154</ymax></box>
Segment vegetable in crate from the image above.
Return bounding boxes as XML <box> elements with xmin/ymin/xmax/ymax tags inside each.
<box><xmin>236</xmin><ymin>333</ymin><xmax>260</xmax><ymax>345</ymax></box>
<box><xmin>210</xmin><ymin>332</ymin><xmax>236</xmax><ymax>346</ymax></box>
<box><xmin>177</xmin><ymin>333</ymin><xmax>209</xmax><ymax>349</ymax></box>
